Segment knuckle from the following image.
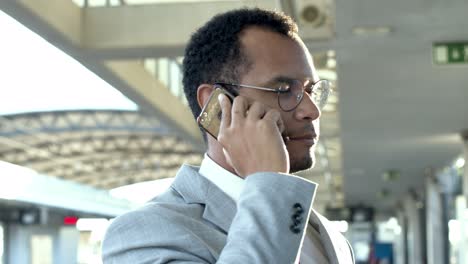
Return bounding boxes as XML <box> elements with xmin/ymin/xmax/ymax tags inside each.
<box><xmin>233</xmin><ymin>109</ymin><xmax>243</xmax><ymax>115</ymax></box>
<box><xmin>269</xmin><ymin>108</ymin><xmax>280</xmax><ymax>115</ymax></box>
<box><xmin>217</xmin><ymin>134</ymin><xmax>225</xmax><ymax>143</ymax></box>
<box><xmin>233</xmin><ymin>96</ymin><xmax>244</xmax><ymax>105</ymax></box>
<box><xmin>217</xmin><ymin>133</ymin><xmax>229</xmax><ymax>145</ymax></box>
<box><xmin>257</xmin><ymin>120</ymin><xmax>269</xmax><ymax>129</ymax></box>
<box><xmin>253</xmin><ymin>101</ymin><xmax>266</xmax><ymax>109</ymax></box>
<box><xmin>237</xmin><ymin>96</ymin><xmax>247</xmax><ymax>103</ymax></box>
<box><xmin>269</xmin><ymin>109</ymin><xmax>281</xmax><ymax>119</ymax></box>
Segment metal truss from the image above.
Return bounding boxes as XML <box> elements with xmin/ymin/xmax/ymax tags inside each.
<box><xmin>0</xmin><ymin>110</ymin><xmax>203</xmax><ymax>189</ymax></box>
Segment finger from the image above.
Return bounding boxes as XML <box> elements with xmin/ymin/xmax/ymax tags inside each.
<box><xmin>247</xmin><ymin>102</ymin><xmax>267</xmax><ymax>120</ymax></box>
<box><xmin>276</xmin><ymin>114</ymin><xmax>285</xmax><ymax>134</ymax></box>
<box><xmin>263</xmin><ymin>109</ymin><xmax>285</xmax><ymax>133</ymax></box>
<box><xmin>231</xmin><ymin>96</ymin><xmax>249</xmax><ymax>126</ymax></box>
<box><xmin>218</xmin><ymin>94</ymin><xmax>232</xmax><ymax>131</ymax></box>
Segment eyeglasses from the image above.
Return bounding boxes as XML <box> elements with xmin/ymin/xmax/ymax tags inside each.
<box><xmin>215</xmin><ymin>79</ymin><xmax>331</xmax><ymax>112</ymax></box>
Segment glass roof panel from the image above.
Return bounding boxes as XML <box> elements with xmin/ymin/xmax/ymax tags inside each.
<box><xmin>0</xmin><ymin>10</ymin><xmax>138</xmax><ymax>116</ymax></box>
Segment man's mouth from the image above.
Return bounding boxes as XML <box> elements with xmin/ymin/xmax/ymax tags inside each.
<box><xmin>284</xmin><ymin>133</ymin><xmax>318</xmax><ymax>145</ymax></box>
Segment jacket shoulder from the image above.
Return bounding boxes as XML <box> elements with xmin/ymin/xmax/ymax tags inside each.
<box><xmin>102</xmin><ymin>188</ymin><xmax>214</xmax><ymax>263</ymax></box>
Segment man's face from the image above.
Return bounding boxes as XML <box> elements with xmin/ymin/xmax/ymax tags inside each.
<box><xmin>237</xmin><ymin>27</ymin><xmax>321</xmax><ymax>173</ymax></box>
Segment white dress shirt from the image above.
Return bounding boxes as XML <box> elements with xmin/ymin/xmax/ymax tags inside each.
<box><xmin>199</xmin><ymin>154</ymin><xmax>330</xmax><ymax>264</ymax></box>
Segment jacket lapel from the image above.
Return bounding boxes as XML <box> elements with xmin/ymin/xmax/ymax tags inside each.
<box><xmin>171</xmin><ymin>164</ymin><xmax>237</xmax><ymax>233</ymax></box>
<box><xmin>312</xmin><ymin>210</ymin><xmax>354</xmax><ymax>264</ymax></box>
<box><xmin>309</xmin><ymin>210</ymin><xmax>339</xmax><ymax>264</ymax></box>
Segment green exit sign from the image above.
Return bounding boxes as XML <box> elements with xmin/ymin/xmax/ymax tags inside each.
<box><xmin>433</xmin><ymin>42</ymin><xmax>468</xmax><ymax>65</ymax></box>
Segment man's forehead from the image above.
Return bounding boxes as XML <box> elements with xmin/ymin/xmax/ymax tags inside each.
<box><xmin>239</xmin><ymin>27</ymin><xmax>316</xmax><ymax>83</ymax></box>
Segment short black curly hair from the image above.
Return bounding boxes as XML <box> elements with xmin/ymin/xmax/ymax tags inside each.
<box><xmin>182</xmin><ymin>8</ymin><xmax>298</xmax><ymax>121</ymax></box>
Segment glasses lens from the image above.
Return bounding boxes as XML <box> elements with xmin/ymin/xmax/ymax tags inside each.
<box><xmin>312</xmin><ymin>80</ymin><xmax>330</xmax><ymax>109</ymax></box>
<box><xmin>278</xmin><ymin>80</ymin><xmax>304</xmax><ymax>111</ymax></box>
<box><xmin>278</xmin><ymin>79</ymin><xmax>331</xmax><ymax>111</ymax></box>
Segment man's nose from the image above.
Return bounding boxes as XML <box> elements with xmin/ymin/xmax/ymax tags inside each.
<box><xmin>295</xmin><ymin>93</ymin><xmax>321</xmax><ymax>120</ymax></box>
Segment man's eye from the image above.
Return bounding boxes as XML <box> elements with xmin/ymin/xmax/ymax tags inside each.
<box><xmin>276</xmin><ymin>83</ymin><xmax>291</xmax><ymax>92</ymax></box>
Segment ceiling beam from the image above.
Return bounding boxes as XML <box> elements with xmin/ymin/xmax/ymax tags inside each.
<box><xmin>81</xmin><ymin>0</ymin><xmax>279</xmax><ymax>59</ymax></box>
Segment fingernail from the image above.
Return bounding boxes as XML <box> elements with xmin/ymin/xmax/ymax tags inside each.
<box><xmin>218</xmin><ymin>94</ymin><xmax>224</xmax><ymax>103</ymax></box>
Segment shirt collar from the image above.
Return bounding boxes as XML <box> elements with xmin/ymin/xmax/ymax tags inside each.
<box><xmin>199</xmin><ymin>153</ymin><xmax>244</xmax><ymax>202</ymax></box>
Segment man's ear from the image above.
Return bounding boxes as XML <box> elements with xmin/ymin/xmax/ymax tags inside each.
<box><xmin>197</xmin><ymin>84</ymin><xmax>215</xmax><ymax>109</ymax></box>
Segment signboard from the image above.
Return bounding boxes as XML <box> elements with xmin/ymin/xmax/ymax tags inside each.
<box><xmin>433</xmin><ymin>42</ymin><xmax>468</xmax><ymax>65</ymax></box>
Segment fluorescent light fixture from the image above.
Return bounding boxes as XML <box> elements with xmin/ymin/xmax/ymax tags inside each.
<box><xmin>352</xmin><ymin>26</ymin><xmax>392</xmax><ymax>36</ymax></box>
<box><xmin>455</xmin><ymin>157</ymin><xmax>465</xmax><ymax>168</ymax></box>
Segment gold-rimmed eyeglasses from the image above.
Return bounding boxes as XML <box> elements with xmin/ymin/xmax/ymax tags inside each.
<box><xmin>215</xmin><ymin>78</ymin><xmax>331</xmax><ymax>112</ymax></box>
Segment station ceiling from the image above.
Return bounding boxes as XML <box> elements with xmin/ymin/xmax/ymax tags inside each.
<box><xmin>0</xmin><ymin>0</ymin><xmax>467</xmax><ymax>213</ymax></box>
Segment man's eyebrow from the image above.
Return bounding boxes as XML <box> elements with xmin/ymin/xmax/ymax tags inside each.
<box><xmin>261</xmin><ymin>75</ymin><xmax>314</xmax><ymax>87</ymax></box>
<box><xmin>261</xmin><ymin>76</ymin><xmax>296</xmax><ymax>86</ymax></box>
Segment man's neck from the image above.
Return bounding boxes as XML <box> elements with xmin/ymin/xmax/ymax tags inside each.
<box><xmin>206</xmin><ymin>137</ymin><xmax>238</xmax><ymax>176</ymax></box>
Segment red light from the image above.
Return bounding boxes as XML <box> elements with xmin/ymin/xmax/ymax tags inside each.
<box><xmin>63</xmin><ymin>216</ymin><xmax>78</xmax><ymax>225</ymax></box>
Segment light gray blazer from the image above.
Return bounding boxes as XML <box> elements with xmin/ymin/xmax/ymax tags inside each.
<box><xmin>102</xmin><ymin>165</ymin><xmax>354</xmax><ymax>263</ymax></box>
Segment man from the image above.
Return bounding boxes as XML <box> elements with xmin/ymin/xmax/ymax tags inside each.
<box><xmin>103</xmin><ymin>8</ymin><xmax>354</xmax><ymax>264</ymax></box>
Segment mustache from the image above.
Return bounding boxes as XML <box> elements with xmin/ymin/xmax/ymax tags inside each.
<box><xmin>284</xmin><ymin>124</ymin><xmax>318</xmax><ymax>138</ymax></box>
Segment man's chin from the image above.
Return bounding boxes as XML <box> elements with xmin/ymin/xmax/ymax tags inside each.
<box><xmin>289</xmin><ymin>154</ymin><xmax>314</xmax><ymax>173</ymax></box>
<box><xmin>286</xmin><ymin>143</ymin><xmax>316</xmax><ymax>173</ymax></box>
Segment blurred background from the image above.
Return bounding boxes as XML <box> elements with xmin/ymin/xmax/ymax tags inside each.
<box><xmin>0</xmin><ymin>0</ymin><xmax>467</xmax><ymax>263</ymax></box>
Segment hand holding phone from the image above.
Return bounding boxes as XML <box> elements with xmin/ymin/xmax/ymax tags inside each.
<box><xmin>197</xmin><ymin>87</ymin><xmax>236</xmax><ymax>139</ymax></box>
<box><xmin>216</xmin><ymin>92</ymin><xmax>289</xmax><ymax>177</ymax></box>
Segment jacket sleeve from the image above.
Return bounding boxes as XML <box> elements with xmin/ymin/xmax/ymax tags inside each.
<box><xmin>102</xmin><ymin>172</ymin><xmax>317</xmax><ymax>264</ymax></box>
<box><xmin>217</xmin><ymin>172</ymin><xmax>317</xmax><ymax>263</ymax></box>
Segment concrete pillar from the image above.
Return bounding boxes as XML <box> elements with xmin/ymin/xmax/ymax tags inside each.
<box><xmin>425</xmin><ymin>172</ymin><xmax>446</xmax><ymax>264</ymax></box>
<box><xmin>394</xmin><ymin>207</ymin><xmax>407</xmax><ymax>264</ymax></box>
<box><xmin>462</xmin><ymin>130</ymin><xmax>468</xmax><ymax>201</ymax></box>
<box><xmin>7</xmin><ymin>224</ymin><xmax>37</xmax><ymax>264</ymax></box>
<box><xmin>456</xmin><ymin>131</ymin><xmax>468</xmax><ymax>264</ymax></box>
<box><xmin>55</xmin><ymin>227</ymin><xmax>79</xmax><ymax>264</ymax></box>
<box><xmin>455</xmin><ymin>196</ymin><xmax>467</xmax><ymax>264</ymax></box>
<box><xmin>403</xmin><ymin>192</ymin><xmax>423</xmax><ymax>264</ymax></box>
<box><xmin>6</xmin><ymin>224</ymin><xmax>79</xmax><ymax>264</ymax></box>
<box><xmin>0</xmin><ymin>221</ymin><xmax>5</xmax><ymax>264</ymax></box>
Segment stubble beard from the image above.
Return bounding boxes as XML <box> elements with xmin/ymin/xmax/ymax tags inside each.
<box><xmin>289</xmin><ymin>149</ymin><xmax>315</xmax><ymax>173</ymax></box>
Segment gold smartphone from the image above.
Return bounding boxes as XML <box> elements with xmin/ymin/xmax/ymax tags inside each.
<box><xmin>197</xmin><ymin>87</ymin><xmax>236</xmax><ymax>139</ymax></box>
